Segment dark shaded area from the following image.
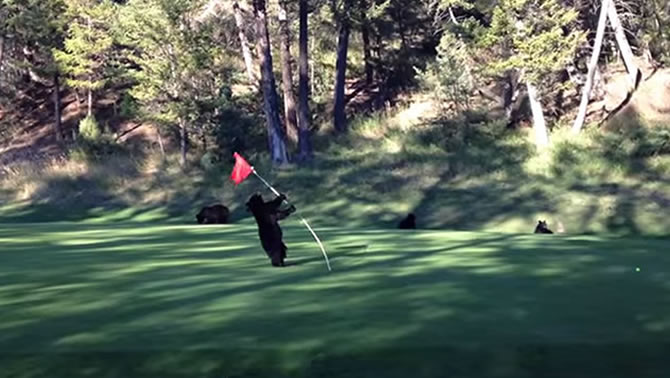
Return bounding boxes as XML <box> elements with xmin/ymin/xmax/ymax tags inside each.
<box><xmin>2</xmin><ymin>343</ymin><xmax>670</xmax><ymax>378</ymax></box>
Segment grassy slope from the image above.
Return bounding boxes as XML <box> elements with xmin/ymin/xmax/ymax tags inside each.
<box><xmin>1</xmin><ymin>97</ymin><xmax>669</xmax><ymax>235</ymax></box>
<box><xmin>2</xmin><ymin>122</ymin><xmax>669</xmax><ymax>236</ymax></box>
<box><xmin>1</xmin><ymin>223</ymin><xmax>670</xmax><ymax>377</ymax></box>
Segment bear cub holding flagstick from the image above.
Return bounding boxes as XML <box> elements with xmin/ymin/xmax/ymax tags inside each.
<box><xmin>231</xmin><ymin>152</ymin><xmax>330</xmax><ymax>271</ymax></box>
<box><xmin>246</xmin><ymin>193</ymin><xmax>296</xmax><ymax>267</ymax></box>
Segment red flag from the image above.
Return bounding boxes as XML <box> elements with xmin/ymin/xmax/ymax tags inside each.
<box><xmin>230</xmin><ymin>152</ymin><xmax>253</xmax><ymax>185</ymax></box>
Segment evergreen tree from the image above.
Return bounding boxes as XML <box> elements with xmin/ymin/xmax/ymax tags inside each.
<box><xmin>1</xmin><ymin>0</ymin><xmax>67</xmax><ymax>139</ymax></box>
<box><xmin>53</xmin><ymin>0</ymin><xmax>116</xmax><ymax>117</ymax></box>
<box><xmin>118</xmin><ymin>0</ymin><xmax>228</xmax><ymax>168</ymax></box>
<box><xmin>479</xmin><ymin>0</ymin><xmax>584</xmax><ymax>146</ymax></box>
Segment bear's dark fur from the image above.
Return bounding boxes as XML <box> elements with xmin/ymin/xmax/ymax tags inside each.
<box><xmin>246</xmin><ymin>193</ymin><xmax>296</xmax><ymax>267</ymax></box>
<box><xmin>196</xmin><ymin>204</ymin><xmax>230</xmax><ymax>224</ymax></box>
<box><xmin>534</xmin><ymin>220</ymin><xmax>553</xmax><ymax>234</ymax></box>
<box><xmin>398</xmin><ymin>213</ymin><xmax>416</xmax><ymax>229</ymax></box>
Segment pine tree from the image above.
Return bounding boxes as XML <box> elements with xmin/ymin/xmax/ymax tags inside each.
<box><xmin>1</xmin><ymin>0</ymin><xmax>67</xmax><ymax>139</ymax></box>
<box><xmin>479</xmin><ymin>0</ymin><xmax>584</xmax><ymax>147</ymax></box>
<box><xmin>118</xmin><ymin>0</ymin><xmax>228</xmax><ymax>168</ymax></box>
<box><xmin>54</xmin><ymin>0</ymin><xmax>116</xmax><ymax>118</ymax></box>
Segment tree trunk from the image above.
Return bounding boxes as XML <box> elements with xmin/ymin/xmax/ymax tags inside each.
<box><xmin>607</xmin><ymin>2</ymin><xmax>639</xmax><ymax>88</ymax></box>
<box><xmin>374</xmin><ymin>30</ymin><xmax>383</xmax><ymax>62</ymax></box>
<box><xmin>87</xmin><ymin>86</ymin><xmax>93</xmax><ymax>117</ymax></box>
<box><xmin>156</xmin><ymin>126</ymin><xmax>166</xmax><ymax>161</ymax></box>
<box><xmin>74</xmin><ymin>90</ymin><xmax>82</xmax><ymax>112</ymax></box>
<box><xmin>297</xmin><ymin>0</ymin><xmax>313</xmax><ymax>161</ymax></box>
<box><xmin>53</xmin><ymin>73</ymin><xmax>63</xmax><ymax>142</ymax></box>
<box><xmin>526</xmin><ymin>81</ymin><xmax>549</xmax><ymax>148</ymax></box>
<box><xmin>310</xmin><ymin>37</ymin><xmax>315</xmax><ymax>95</ymax></box>
<box><xmin>179</xmin><ymin>118</ymin><xmax>188</xmax><ymax>168</ymax></box>
<box><xmin>0</xmin><ymin>35</ymin><xmax>5</xmax><ymax>75</ymax></box>
<box><xmin>86</xmin><ymin>16</ymin><xmax>93</xmax><ymax>118</ymax></box>
<box><xmin>253</xmin><ymin>0</ymin><xmax>289</xmax><ymax>164</ymax></box>
<box><xmin>572</xmin><ymin>0</ymin><xmax>609</xmax><ymax>134</ymax></box>
<box><xmin>278</xmin><ymin>0</ymin><xmax>298</xmax><ymax>145</ymax></box>
<box><xmin>360</xmin><ymin>0</ymin><xmax>373</xmax><ymax>87</ymax></box>
<box><xmin>333</xmin><ymin>4</ymin><xmax>351</xmax><ymax>133</ymax></box>
<box><xmin>503</xmin><ymin>69</ymin><xmax>520</xmax><ymax>125</ymax></box>
<box><xmin>396</xmin><ymin>8</ymin><xmax>407</xmax><ymax>51</ymax></box>
<box><xmin>449</xmin><ymin>7</ymin><xmax>459</xmax><ymax>25</ymax></box>
<box><xmin>233</xmin><ymin>1</ymin><xmax>257</xmax><ymax>83</ymax></box>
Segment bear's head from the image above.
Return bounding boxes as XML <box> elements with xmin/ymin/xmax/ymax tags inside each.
<box><xmin>246</xmin><ymin>193</ymin><xmax>265</xmax><ymax>213</ymax></box>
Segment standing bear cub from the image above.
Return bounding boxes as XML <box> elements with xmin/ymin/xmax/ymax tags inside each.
<box><xmin>196</xmin><ymin>204</ymin><xmax>230</xmax><ymax>224</ymax></box>
<box><xmin>246</xmin><ymin>193</ymin><xmax>296</xmax><ymax>267</ymax></box>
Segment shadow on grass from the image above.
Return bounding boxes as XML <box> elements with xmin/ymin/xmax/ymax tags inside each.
<box><xmin>3</xmin><ymin>343</ymin><xmax>670</xmax><ymax>378</ymax></box>
<box><xmin>1</xmin><ymin>224</ymin><xmax>670</xmax><ymax>377</ymax></box>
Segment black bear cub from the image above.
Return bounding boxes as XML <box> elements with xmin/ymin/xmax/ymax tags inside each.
<box><xmin>246</xmin><ymin>193</ymin><xmax>296</xmax><ymax>267</ymax></box>
<box><xmin>196</xmin><ymin>204</ymin><xmax>230</xmax><ymax>224</ymax></box>
<box><xmin>534</xmin><ymin>220</ymin><xmax>553</xmax><ymax>234</ymax></box>
<box><xmin>398</xmin><ymin>213</ymin><xmax>416</xmax><ymax>229</ymax></box>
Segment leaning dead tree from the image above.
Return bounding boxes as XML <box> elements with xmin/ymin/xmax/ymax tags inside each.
<box><xmin>194</xmin><ymin>0</ymin><xmax>257</xmax><ymax>84</ymax></box>
<box><xmin>572</xmin><ymin>0</ymin><xmax>640</xmax><ymax>134</ymax></box>
<box><xmin>606</xmin><ymin>1</ymin><xmax>639</xmax><ymax>88</ymax></box>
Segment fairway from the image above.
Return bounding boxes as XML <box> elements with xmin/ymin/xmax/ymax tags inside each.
<box><xmin>1</xmin><ymin>223</ymin><xmax>670</xmax><ymax>377</ymax></box>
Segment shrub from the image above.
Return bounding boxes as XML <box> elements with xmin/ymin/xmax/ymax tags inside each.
<box><xmin>417</xmin><ymin>32</ymin><xmax>476</xmax><ymax>112</ymax></box>
<box><xmin>119</xmin><ymin>93</ymin><xmax>139</xmax><ymax>119</ymax></box>
<box><xmin>79</xmin><ymin>115</ymin><xmax>102</xmax><ymax>142</ymax></box>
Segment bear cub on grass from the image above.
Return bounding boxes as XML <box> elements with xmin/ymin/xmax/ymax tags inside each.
<box><xmin>397</xmin><ymin>213</ymin><xmax>416</xmax><ymax>229</ymax></box>
<box><xmin>534</xmin><ymin>220</ymin><xmax>553</xmax><ymax>234</ymax></box>
<box><xmin>246</xmin><ymin>193</ymin><xmax>296</xmax><ymax>267</ymax></box>
<box><xmin>196</xmin><ymin>204</ymin><xmax>230</xmax><ymax>224</ymax></box>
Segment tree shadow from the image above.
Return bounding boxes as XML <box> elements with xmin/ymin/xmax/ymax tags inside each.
<box><xmin>2</xmin><ymin>225</ymin><xmax>670</xmax><ymax>377</ymax></box>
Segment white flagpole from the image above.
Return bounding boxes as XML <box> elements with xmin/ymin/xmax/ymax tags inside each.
<box><xmin>251</xmin><ymin>169</ymin><xmax>332</xmax><ymax>272</ymax></box>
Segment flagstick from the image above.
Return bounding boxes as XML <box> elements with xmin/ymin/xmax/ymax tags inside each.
<box><xmin>251</xmin><ymin>169</ymin><xmax>281</xmax><ymax>197</ymax></box>
<box><xmin>299</xmin><ymin>218</ymin><xmax>332</xmax><ymax>272</ymax></box>
<box><xmin>251</xmin><ymin>169</ymin><xmax>332</xmax><ymax>272</ymax></box>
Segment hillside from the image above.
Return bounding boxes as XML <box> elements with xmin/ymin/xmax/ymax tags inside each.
<box><xmin>2</xmin><ymin>81</ymin><xmax>669</xmax><ymax>235</ymax></box>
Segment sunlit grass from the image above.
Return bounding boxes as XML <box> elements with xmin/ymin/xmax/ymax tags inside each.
<box><xmin>1</xmin><ymin>223</ymin><xmax>669</xmax><ymax>377</ymax></box>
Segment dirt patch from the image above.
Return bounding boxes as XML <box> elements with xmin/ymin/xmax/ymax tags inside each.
<box><xmin>606</xmin><ymin>68</ymin><xmax>670</xmax><ymax>130</ymax></box>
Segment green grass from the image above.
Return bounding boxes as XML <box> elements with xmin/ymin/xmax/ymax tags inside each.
<box><xmin>1</xmin><ymin>223</ymin><xmax>670</xmax><ymax>377</ymax></box>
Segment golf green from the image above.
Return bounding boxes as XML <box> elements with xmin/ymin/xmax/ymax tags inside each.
<box><xmin>1</xmin><ymin>223</ymin><xmax>669</xmax><ymax>377</ymax></box>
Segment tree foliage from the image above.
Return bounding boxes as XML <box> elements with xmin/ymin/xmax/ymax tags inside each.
<box><xmin>479</xmin><ymin>0</ymin><xmax>585</xmax><ymax>87</ymax></box>
<box><xmin>1</xmin><ymin>0</ymin><xmax>670</xmax><ymax>162</ymax></box>
<box><xmin>0</xmin><ymin>0</ymin><xmax>66</xmax><ymax>95</ymax></box>
<box><xmin>418</xmin><ymin>31</ymin><xmax>475</xmax><ymax>111</ymax></box>
<box><xmin>53</xmin><ymin>0</ymin><xmax>116</xmax><ymax>115</ymax></box>
<box><xmin>119</xmin><ymin>0</ymin><xmax>229</xmax><ymax>133</ymax></box>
